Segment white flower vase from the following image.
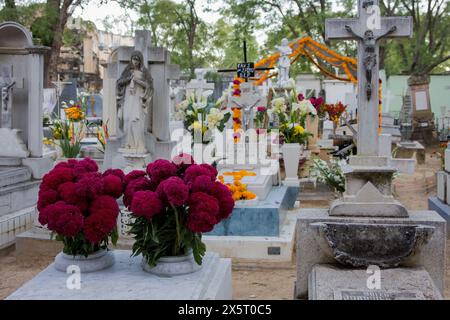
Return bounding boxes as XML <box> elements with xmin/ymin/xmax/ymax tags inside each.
<box><xmin>142</xmin><ymin>250</ymin><xmax>202</xmax><ymax>277</ymax></box>
<box><xmin>282</xmin><ymin>143</ymin><xmax>303</xmax><ymax>186</ymax></box>
<box><xmin>54</xmin><ymin>249</ymin><xmax>115</xmax><ymax>273</ymax></box>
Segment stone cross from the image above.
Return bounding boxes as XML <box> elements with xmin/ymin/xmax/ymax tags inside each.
<box><xmin>227</xmin><ymin>82</ymin><xmax>266</xmax><ymax>130</ymax></box>
<box><xmin>325</xmin><ymin>0</ymin><xmax>412</xmax><ymax>156</ymax></box>
<box><xmin>186</xmin><ymin>68</ymin><xmax>214</xmax><ymax>102</ymax></box>
<box><xmin>105</xmin><ymin>30</ymin><xmax>180</xmax><ymax>141</ymax></box>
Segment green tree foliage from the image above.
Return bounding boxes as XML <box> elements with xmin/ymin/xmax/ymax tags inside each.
<box><xmin>0</xmin><ymin>0</ymin><xmax>19</xmax><ymax>21</ymax></box>
<box><xmin>117</xmin><ymin>0</ymin><xmax>216</xmax><ymax>78</ymax></box>
<box><xmin>381</xmin><ymin>0</ymin><xmax>450</xmax><ymax>76</ymax></box>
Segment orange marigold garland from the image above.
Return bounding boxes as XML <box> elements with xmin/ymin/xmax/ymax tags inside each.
<box><xmin>232</xmin><ymin>107</ymin><xmax>242</xmax><ymax>143</ymax></box>
<box><xmin>232</xmin><ymin>77</ymin><xmax>244</xmax><ymax>97</ymax></box>
<box><xmin>219</xmin><ymin>173</ymin><xmax>257</xmax><ymax>201</ymax></box>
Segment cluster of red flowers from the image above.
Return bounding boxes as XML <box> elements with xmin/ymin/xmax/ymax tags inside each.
<box><xmin>325</xmin><ymin>102</ymin><xmax>347</xmax><ymax>122</ymax></box>
<box><xmin>232</xmin><ymin>78</ymin><xmax>243</xmax><ymax>97</ymax></box>
<box><xmin>37</xmin><ymin>158</ymin><xmax>124</xmax><ymax>244</ymax></box>
<box><xmin>126</xmin><ymin>154</ymin><xmax>235</xmax><ymax>233</ymax></box>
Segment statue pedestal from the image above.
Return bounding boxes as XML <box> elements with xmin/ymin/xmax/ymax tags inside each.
<box><xmin>118</xmin><ymin>148</ymin><xmax>151</xmax><ymax>173</ymax></box>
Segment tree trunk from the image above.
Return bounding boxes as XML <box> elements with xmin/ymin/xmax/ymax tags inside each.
<box><xmin>45</xmin><ymin>0</ymin><xmax>73</xmax><ymax>87</ymax></box>
<box><xmin>188</xmin><ymin>32</ymin><xmax>195</xmax><ymax>79</ymax></box>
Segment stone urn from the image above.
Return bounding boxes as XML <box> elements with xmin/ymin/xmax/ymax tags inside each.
<box><xmin>142</xmin><ymin>250</ymin><xmax>202</xmax><ymax>277</ymax></box>
<box><xmin>54</xmin><ymin>249</ymin><xmax>115</xmax><ymax>273</ymax></box>
<box><xmin>281</xmin><ymin>143</ymin><xmax>303</xmax><ymax>186</ymax></box>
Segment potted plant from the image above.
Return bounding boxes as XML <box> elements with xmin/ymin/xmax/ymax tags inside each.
<box><xmin>49</xmin><ymin>99</ymin><xmax>89</xmax><ymax>160</ymax></box>
<box><xmin>270</xmin><ymin>96</ymin><xmax>313</xmax><ymax>185</ymax></box>
<box><xmin>324</xmin><ymin>102</ymin><xmax>347</xmax><ymax>134</ymax></box>
<box><xmin>37</xmin><ymin>158</ymin><xmax>124</xmax><ymax>272</ymax></box>
<box><xmin>174</xmin><ymin>94</ymin><xmax>230</xmax><ymax>163</ymax></box>
<box><xmin>125</xmin><ymin>155</ymin><xmax>235</xmax><ymax>276</ymax></box>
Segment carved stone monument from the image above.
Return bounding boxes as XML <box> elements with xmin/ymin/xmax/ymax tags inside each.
<box><xmin>102</xmin><ymin>30</ymin><xmax>180</xmax><ymax>171</ymax></box>
<box><xmin>400</xmin><ymin>75</ymin><xmax>435</xmax><ymax>144</ymax></box>
<box><xmin>0</xmin><ymin>22</ymin><xmax>53</xmax><ymax>249</ymax></box>
<box><xmin>275</xmin><ymin>38</ymin><xmax>292</xmax><ymax>88</ymax></box>
<box><xmin>295</xmin><ymin>1</ymin><xmax>446</xmax><ymax>300</ymax></box>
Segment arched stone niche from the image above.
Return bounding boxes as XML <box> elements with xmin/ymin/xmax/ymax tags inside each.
<box><xmin>0</xmin><ymin>22</ymin><xmax>34</xmax><ymax>48</ymax></box>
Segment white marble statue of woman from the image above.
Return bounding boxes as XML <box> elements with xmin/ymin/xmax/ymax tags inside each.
<box><xmin>276</xmin><ymin>38</ymin><xmax>292</xmax><ymax>88</ymax></box>
<box><xmin>116</xmin><ymin>51</ymin><xmax>153</xmax><ymax>153</ymax></box>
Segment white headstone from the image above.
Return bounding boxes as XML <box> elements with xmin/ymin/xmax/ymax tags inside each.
<box><xmin>0</xmin><ymin>22</ymin><xmax>48</xmax><ymax>160</ymax></box>
<box><xmin>437</xmin><ymin>171</ymin><xmax>447</xmax><ymax>203</ymax></box>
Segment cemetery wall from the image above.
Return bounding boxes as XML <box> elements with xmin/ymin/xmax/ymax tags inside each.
<box><xmin>385</xmin><ymin>74</ymin><xmax>450</xmax><ymax>118</ymax></box>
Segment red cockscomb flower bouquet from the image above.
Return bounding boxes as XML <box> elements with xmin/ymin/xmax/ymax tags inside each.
<box><xmin>37</xmin><ymin>158</ymin><xmax>124</xmax><ymax>256</ymax></box>
<box><xmin>126</xmin><ymin>155</ymin><xmax>235</xmax><ymax>267</ymax></box>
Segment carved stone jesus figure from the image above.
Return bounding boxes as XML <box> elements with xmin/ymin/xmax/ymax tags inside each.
<box><xmin>345</xmin><ymin>25</ymin><xmax>397</xmax><ymax>100</ymax></box>
<box><xmin>116</xmin><ymin>51</ymin><xmax>153</xmax><ymax>153</ymax></box>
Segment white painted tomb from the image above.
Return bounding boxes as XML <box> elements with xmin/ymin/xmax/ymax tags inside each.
<box><xmin>0</xmin><ymin>22</ymin><xmax>53</xmax><ymax>249</ymax></box>
<box><xmin>7</xmin><ymin>250</ymin><xmax>232</xmax><ymax>300</ymax></box>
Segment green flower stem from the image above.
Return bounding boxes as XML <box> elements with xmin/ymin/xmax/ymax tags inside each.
<box><xmin>172</xmin><ymin>205</ymin><xmax>181</xmax><ymax>256</ymax></box>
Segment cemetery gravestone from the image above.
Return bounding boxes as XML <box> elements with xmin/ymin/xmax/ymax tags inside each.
<box><xmin>102</xmin><ymin>30</ymin><xmax>181</xmax><ymax>171</ymax></box>
<box><xmin>428</xmin><ymin>142</ymin><xmax>450</xmax><ymax>239</ymax></box>
<box><xmin>0</xmin><ymin>22</ymin><xmax>53</xmax><ymax>249</ymax></box>
<box><xmin>407</xmin><ymin>75</ymin><xmax>435</xmax><ymax>143</ymax></box>
<box><xmin>296</xmin><ymin>0</ymin><xmax>446</xmax><ymax>300</ymax></box>
<box><xmin>186</xmin><ymin>68</ymin><xmax>214</xmax><ymax>103</ymax></box>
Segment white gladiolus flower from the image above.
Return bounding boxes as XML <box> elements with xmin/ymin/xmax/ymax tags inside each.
<box><xmin>272</xmin><ymin>97</ymin><xmax>287</xmax><ymax>114</ymax></box>
<box><xmin>193</xmin><ymin>102</ymin><xmax>207</xmax><ymax>110</ymax></box>
<box><xmin>298</xmin><ymin>100</ymin><xmax>313</xmax><ymax>114</ymax></box>
<box><xmin>292</xmin><ymin>103</ymin><xmax>301</xmax><ymax>112</ymax></box>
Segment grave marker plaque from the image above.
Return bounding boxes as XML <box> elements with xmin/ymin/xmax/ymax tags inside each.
<box><xmin>334</xmin><ymin>290</ymin><xmax>425</xmax><ymax>300</ymax></box>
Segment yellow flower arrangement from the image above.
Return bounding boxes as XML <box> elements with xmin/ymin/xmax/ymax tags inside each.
<box><xmin>43</xmin><ymin>138</ymin><xmax>54</xmax><ymax>146</ymax></box>
<box><xmin>64</xmin><ymin>105</ymin><xmax>85</xmax><ymax>122</ymax></box>
<box><xmin>52</xmin><ymin>126</ymin><xmax>62</xmax><ymax>140</ymax></box>
<box><xmin>192</xmin><ymin>121</ymin><xmax>202</xmax><ymax>131</ymax></box>
<box><xmin>293</xmin><ymin>125</ymin><xmax>305</xmax><ymax>136</ymax></box>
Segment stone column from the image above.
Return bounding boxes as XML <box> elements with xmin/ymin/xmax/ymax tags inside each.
<box><xmin>27</xmin><ymin>47</ymin><xmax>47</xmax><ymax>157</ymax></box>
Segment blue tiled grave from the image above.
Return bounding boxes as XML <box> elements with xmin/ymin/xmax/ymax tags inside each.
<box><xmin>208</xmin><ymin>186</ymin><xmax>299</xmax><ymax>237</ymax></box>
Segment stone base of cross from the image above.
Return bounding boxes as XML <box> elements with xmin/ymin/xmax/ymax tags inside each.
<box><xmin>325</xmin><ymin>0</ymin><xmax>412</xmax><ymax>217</ymax></box>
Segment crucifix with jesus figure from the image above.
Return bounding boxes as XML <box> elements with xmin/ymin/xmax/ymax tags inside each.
<box><xmin>218</xmin><ymin>40</ymin><xmax>272</xmax><ymax>131</ymax></box>
<box><xmin>325</xmin><ymin>0</ymin><xmax>412</xmax><ymax>157</ymax></box>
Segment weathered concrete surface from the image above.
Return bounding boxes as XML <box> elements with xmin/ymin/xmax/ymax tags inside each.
<box><xmin>308</xmin><ymin>264</ymin><xmax>442</xmax><ymax>300</ymax></box>
<box><xmin>7</xmin><ymin>250</ymin><xmax>232</xmax><ymax>300</ymax></box>
<box><xmin>310</xmin><ymin>222</ymin><xmax>434</xmax><ymax>268</ymax></box>
<box><xmin>295</xmin><ymin>209</ymin><xmax>447</xmax><ymax>299</ymax></box>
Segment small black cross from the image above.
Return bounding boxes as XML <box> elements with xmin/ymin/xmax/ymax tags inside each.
<box><xmin>217</xmin><ymin>40</ymin><xmax>273</xmax><ymax>82</ymax></box>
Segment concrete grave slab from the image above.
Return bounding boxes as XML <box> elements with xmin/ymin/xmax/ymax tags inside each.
<box><xmin>7</xmin><ymin>250</ymin><xmax>232</xmax><ymax>300</ymax></box>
